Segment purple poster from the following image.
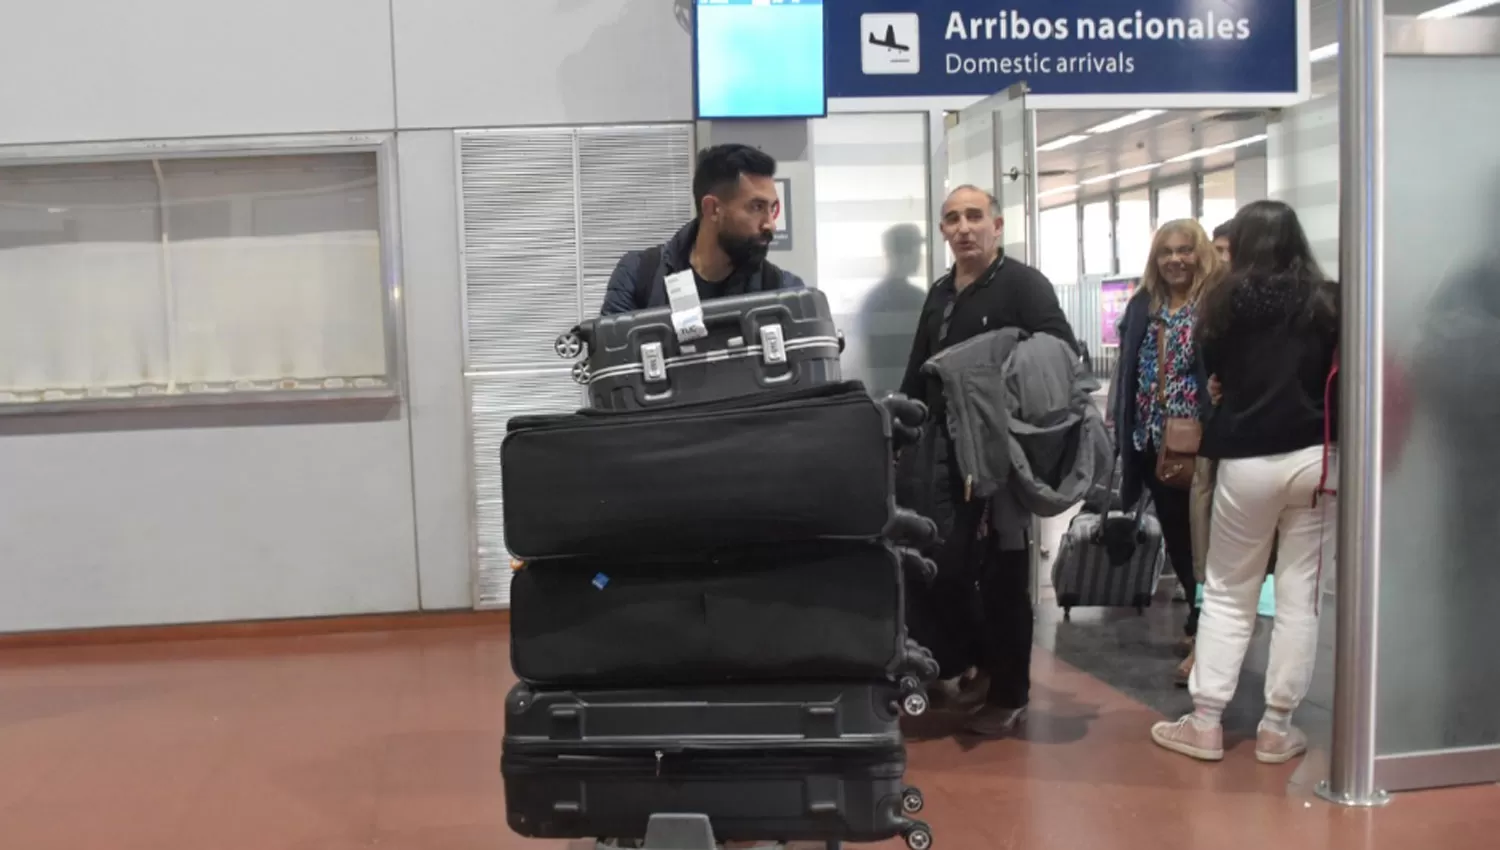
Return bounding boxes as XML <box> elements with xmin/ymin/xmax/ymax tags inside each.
<box><xmin>1099</xmin><ymin>277</ymin><xmax>1138</xmax><ymax>347</ymax></box>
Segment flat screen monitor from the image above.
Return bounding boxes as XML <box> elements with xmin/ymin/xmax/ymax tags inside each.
<box><xmin>694</xmin><ymin>0</ymin><xmax>827</xmax><ymax>120</ymax></box>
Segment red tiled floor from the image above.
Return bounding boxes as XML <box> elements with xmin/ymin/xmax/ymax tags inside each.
<box><xmin>0</xmin><ymin>625</ymin><xmax>1495</xmax><ymax>849</ymax></box>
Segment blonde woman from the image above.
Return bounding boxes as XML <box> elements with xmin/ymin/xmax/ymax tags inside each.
<box><xmin>1109</xmin><ymin>220</ymin><xmax>1222</xmax><ymax>675</ymax></box>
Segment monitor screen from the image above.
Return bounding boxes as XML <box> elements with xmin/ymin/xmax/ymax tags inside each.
<box><xmin>694</xmin><ymin>0</ymin><xmax>827</xmax><ymax>120</ymax></box>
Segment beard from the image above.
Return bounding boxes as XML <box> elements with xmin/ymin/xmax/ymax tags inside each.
<box><xmin>718</xmin><ymin>229</ymin><xmax>773</xmax><ymax>268</ymax></box>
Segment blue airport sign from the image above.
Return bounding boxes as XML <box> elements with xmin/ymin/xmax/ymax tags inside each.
<box><xmin>825</xmin><ymin>0</ymin><xmax>1306</xmax><ymax>105</ymax></box>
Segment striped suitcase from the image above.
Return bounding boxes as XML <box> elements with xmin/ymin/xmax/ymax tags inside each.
<box><xmin>1051</xmin><ymin>506</ymin><xmax>1164</xmax><ymax>620</ymax></box>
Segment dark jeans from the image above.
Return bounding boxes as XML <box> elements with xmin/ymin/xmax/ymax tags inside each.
<box><xmin>907</xmin><ymin>501</ymin><xmax>1033</xmax><ymax>709</ymax></box>
<box><xmin>1140</xmin><ymin>448</ymin><xmax>1199</xmax><ymax>637</ymax></box>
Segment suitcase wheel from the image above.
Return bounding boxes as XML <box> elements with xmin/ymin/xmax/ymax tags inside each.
<box><xmin>898</xmin><ymin>676</ymin><xmax>929</xmax><ymax>717</ymax></box>
<box><xmin>570</xmin><ymin>361</ymin><xmax>592</xmax><ymax>385</ymax></box>
<box><xmin>900</xmin><ymin>786</ymin><xmax>925</xmax><ymax>814</ymax></box>
<box><xmin>554</xmin><ymin>332</ymin><xmax>584</xmax><ymax>359</ymax></box>
<box><xmin>1062</xmin><ymin>606</ymin><xmax>1073</xmax><ymax>622</ymax></box>
<box><xmin>904</xmin><ymin>821</ymin><xmax>934</xmax><ymax>850</ymax></box>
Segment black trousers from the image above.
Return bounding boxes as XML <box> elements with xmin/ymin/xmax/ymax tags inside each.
<box><xmin>1139</xmin><ymin>448</ymin><xmax>1199</xmax><ymax>636</ymax></box>
<box><xmin>906</xmin><ymin>500</ymin><xmax>1034</xmax><ymax>710</ymax></box>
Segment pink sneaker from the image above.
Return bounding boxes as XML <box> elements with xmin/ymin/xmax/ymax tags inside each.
<box><xmin>1255</xmin><ymin>725</ymin><xmax>1309</xmax><ymax>764</ymax></box>
<box><xmin>1150</xmin><ymin>715</ymin><xmax>1225</xmax><ymax>762</ymax></box>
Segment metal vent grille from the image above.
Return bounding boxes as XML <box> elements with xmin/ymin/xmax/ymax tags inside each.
<box><xmin>469</xmin><ymin>371</ymin><xmax>584</xmax><ymax>608</ymax></box>
<box><xmin>459</xmin><ymin>130</ymin><xmax>581</xmax><ymax>371</ymax></box>
<box><xmin>577</xmin><ymin>125</ymin><xmax>696</xmax><ymax>314</ymax></box>
<box><xmin>457</xmin><ymin>124</ymin><xmax>695</xmax><ymax>609</ymax></box>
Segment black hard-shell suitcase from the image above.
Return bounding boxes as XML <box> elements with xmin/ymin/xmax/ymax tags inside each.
<box><xmin>503</xmin><ymin>681</ymin><xmax>905</xmax><ymax>748</ymax></box>
<box><xmin>556</xmin><ymin>288</ymin><xmax>843</xmax><ymax>411</ymax></box>
<box><xmin>500</xmin><ymin>381</ymin><xmax>937</xmax><ymax>560</ymax></box>
<box><xmin>509</xmin><ymin>541</ymin><xmax>940</xmax><ymax>693</ymax></box>
<box><xmin>502</xmin><ymin>683</ymin><xmax>932</xmax><ymax>848</ymax></box>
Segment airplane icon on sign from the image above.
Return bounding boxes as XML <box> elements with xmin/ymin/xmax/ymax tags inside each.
<box><xmin>868</xmin><ymin>24</ymin><xmax>910</xmax><ymax>52</ymax></box>
<box><xmin>860</xmin><ymin>13</ymin><xmax>919</xmax><ymax>75</ymax></box>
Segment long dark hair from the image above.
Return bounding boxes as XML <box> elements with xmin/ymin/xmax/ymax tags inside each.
<box><xmin>1198</xmin><ymin>200</ymin><xmax>1336</xmax><ymax>342</ymax></box>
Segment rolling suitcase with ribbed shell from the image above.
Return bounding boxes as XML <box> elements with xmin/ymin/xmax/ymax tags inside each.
<box><xmin>1051</xmin><ymin>495</ymin><xmax>1164</xmax><ymax>620</ymax></box>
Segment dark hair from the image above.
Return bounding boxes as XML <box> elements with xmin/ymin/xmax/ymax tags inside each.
<box><xmin>1198</xmin><ymin>200</ymin><xmax>1336</xmax><ymax>341</ymax></box>
<box><xmin>945</xmin><ymin>184</ymin><xmax>1001</xmax><ymax>216</ymax></box>
<box><xmin>692</xmin><ymin>144</ymin><xmax>777</xmax><ymax>216</ymax></box>
<box><xmin>1212</xmin><ymin>221</ymin><xmax>1232</xmax><ymax>241</ymax></box>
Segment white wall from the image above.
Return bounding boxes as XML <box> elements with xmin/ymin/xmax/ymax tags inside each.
<box><xmin>1234</xmin><ymin>155</ymin><xmax>1269</xmax><ymax>207</ymax></box>
<box><xmin>1267</xmin><ymin>95</ymin><xmax>1340</xmax><ymax>276</ymax></box>
<box><xmin>392</xmin><ymin>0</ymin><xmax>693</xmax><ymax>128</ymax></box>
<box><xmin>0</xmin><ymin>0</ymin><xmax>396</xmax><ymax>145</ymax></box>
<box><xmin>0</xmin><ymin>406</ymin><xmax>421</xmax><ymax>632</ymax></box>
<box><xmin>0</xmin><ymin>0</ymin><xmax>696</xmax><ymax>630</ymax></box>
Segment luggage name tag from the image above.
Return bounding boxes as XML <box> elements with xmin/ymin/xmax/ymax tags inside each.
<box><xmin>663</xmin><ymin>270</ymin><xmax>708</xmax><ymax>342</ymax></box>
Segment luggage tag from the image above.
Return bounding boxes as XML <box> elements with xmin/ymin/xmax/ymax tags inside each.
<box><xmin>663</xmin><ymin>270</ymin><xmax>708</xmax><ymax>343</ymax></box>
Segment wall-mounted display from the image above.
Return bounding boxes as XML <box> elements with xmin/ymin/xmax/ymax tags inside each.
<box><xmin>695</xmin><ymin>0</ymin><xmax>828</xmax><ymax>119</ymax></box>
<box><xmin>1099</xmin><ymin>275</ymin><xmax>1138</xmax><ymax>346</ymax></box>
<box><xmin>772</xmin><ymin>177</ymin><xmax>793</xmax><ymax>251</ymax></box>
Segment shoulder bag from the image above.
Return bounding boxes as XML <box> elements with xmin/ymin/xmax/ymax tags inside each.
<box><xmin>1155</xmin><ymin>322</ymin><xmax>1201</xmax><ymax>489</ymax></box>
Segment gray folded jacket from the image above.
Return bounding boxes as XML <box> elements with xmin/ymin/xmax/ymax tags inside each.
<box><xmin>922</xmin><ymin>328</ymin><xmax>1112</xmax><ymax>520</ymax></box>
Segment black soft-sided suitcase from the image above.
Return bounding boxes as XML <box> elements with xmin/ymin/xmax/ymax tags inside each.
<box><xmin>501</xmin><ymin>682</ymin><xmax>931</xmax><ymax>847</ymax></box>
<box><xmin>501</xmin><ymin>382</ymin><xmax>935</xmax><ymax>560</ymax></box>
<box><xmin>509</xmin><ymin>541</ymin><xmax>940</xmax><ymax>690</ymax></box>
<box><xmin>557</xmin><ymin>288</ymin><xmax>843</xmax><ymax>411</ymax></box>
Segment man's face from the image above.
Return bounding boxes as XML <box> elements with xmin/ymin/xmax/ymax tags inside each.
<box><xmin>704</xmin><ymin>174</ymin><xmax>778</xmax><ymax>267</ymax></box>
<box><xmin>939</xmin><ymin>188</ymin><xmax>1002</xmax><ymax>263</ymax></box>
<box><xmin>1214</xmin><ymin>236</ymin><xmax>1231</xmax><ymax>264</ymax></box>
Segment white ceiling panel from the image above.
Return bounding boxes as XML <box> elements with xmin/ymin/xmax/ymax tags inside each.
<box><xmin>1027</xmin><ymin>0</ymin><xmax>1499</xmax><ymax>203</ymax></box>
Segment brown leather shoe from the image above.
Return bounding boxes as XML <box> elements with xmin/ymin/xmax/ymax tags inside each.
<box><xmin>963</xmin><ymin>704</ymin><xmax>1027</xmax><ymax>738</ymax></box>
<box><xmin>950</xmin><ymin>670</ymin><xmax>990</xmax><ymax>714</ymax></box>
<box><xmin>1175</xmin><ymin>650</ymin><xmax>1194</xmax><ymax>688</ymax></box>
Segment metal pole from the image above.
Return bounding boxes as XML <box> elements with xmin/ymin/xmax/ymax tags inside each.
<box><xmin>1317</xmin><ymin>0</ymin><xmax>1390</xmax><ymax>808</ymax></box>
<box><xmin>1019</xmin><ymin>95</ymin><xmax>1045</xmax><ymax>603</ymax></box>
<box><xmin>928</xmin><ymin>110</ymin><xmax>950</xmax><ymax>284</ymax></box>
<box><xmin>1021</xmin><ymin>106</ymin><xmax>1040</xmax><ymax>268</ymax></box>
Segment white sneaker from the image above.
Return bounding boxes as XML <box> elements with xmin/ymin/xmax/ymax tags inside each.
<box><xmin>1151</xmin><ymin>714</ymin><xmax>1225</xmax><ymax>762</ymax></box>
<box><xmin>1255</xmin><ymin>725</ymin><xmax>1309</xmax><ymax>764</ymax></box>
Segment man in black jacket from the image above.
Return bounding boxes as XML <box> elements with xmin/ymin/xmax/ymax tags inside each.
<box><xmin>899</xmin><ymin>185</ymin><xmax>1077</xmax><ymax>738</ymax></box>
<box><xmin>599</xmin><ymin>144</ymin><xmax>806</xmax><ymax>315</ymax></box>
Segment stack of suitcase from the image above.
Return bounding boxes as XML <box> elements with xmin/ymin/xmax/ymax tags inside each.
<box><xmin>499</xmin><ymin>290</ymin><xmax>941</xmax><ymax>850</ymax></box>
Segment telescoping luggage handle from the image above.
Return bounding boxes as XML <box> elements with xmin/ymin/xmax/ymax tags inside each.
<box><xmin>1089</xmin><ymin>448</ymin><xmax>1153</xmax><ymax>546</ymax></box>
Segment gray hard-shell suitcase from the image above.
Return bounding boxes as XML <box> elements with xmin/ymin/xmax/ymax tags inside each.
<box><xmin>1051</xmin><ymin>491</ymin><xmax>1164</xmax><ymax>620</ymax></box>
<box><xmin>555</xmin><ymin>287</ymin><xmax>844</xmax><ymax>411</ymax></box>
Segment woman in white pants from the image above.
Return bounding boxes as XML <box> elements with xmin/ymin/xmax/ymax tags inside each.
<box><xmin>1150</xmin><ymin>200</ymin><xmax>1340</xmax><ymax>764</ymax></box>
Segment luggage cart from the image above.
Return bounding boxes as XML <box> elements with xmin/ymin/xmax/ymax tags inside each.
<box><xmin>598</xmin><ymin>811</ymin><xmax>933</xmax><ymax>850</ymax></box>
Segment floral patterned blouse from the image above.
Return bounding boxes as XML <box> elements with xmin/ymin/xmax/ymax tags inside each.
<box><xmin>1133</xmin><ymin>301</ymin><xmax>1201</xmax><ymax>452</ymax></box>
